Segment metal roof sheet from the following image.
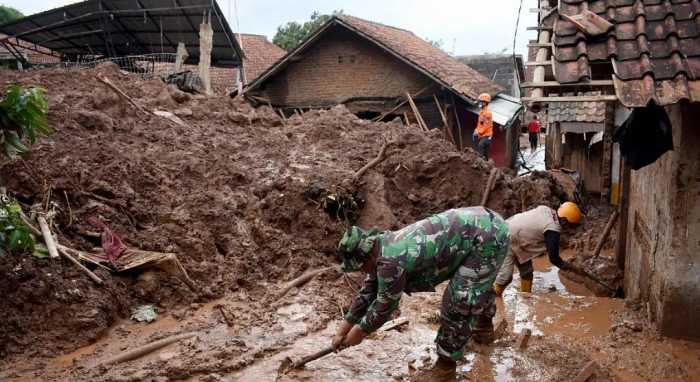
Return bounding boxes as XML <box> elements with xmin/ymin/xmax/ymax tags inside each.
<box><xmin>0</xmin><ymin>0</ymin><xmax>243</xmax><ymax>67</ymax></box>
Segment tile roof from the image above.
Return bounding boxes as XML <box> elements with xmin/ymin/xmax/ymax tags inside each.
<box><xmin>548</xmin><ymin>0</ymin><xmax>700</xmax><ymax>106</ymax></box>
<box><xmin>547</xmin><ymin>92</ymin><xmax>607</xmax><ymax>123</ymax></box>
<box><xmin>246</xmin><ymin>15</ymin><xmax>504</xmax><ymax>102</ymax></box>
<box><xmin>239</xmin><ymin>34</ymin><xmax>286</xmax><ymax>84</ymax></box>
<box><xmin>336</xmin><ymin>15</ymin><xmax>503</xmax><ymax>100</ymax></box>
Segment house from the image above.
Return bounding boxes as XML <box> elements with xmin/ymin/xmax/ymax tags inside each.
<box><xmin>457</xmin><ymin>54</ymin><xmax>525</xmax><ymax>97</ymax></box>
<box><xmin>526</xmin><ymin>0</ymin><xmax>700</xmax><ymax>340</ymax></box>
<box><xmin>244</xmin><ymin>15</ymin><xmax>523</xmax><ymax>168</ymax></box>
<box><xmin>237</xmin><ymin>34</ymin><xmax>286</xmax><ymax>85</ymax></box>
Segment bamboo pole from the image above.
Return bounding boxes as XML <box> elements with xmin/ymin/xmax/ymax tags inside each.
<box><xmin>405</xmin><ymin>92</ymin><xmax>428</xmax><ymax>131</ymax></box>
<box><xmin>592</xmin><ymin>210</ymin><xmax>619</xmax><ymax>258</ymax></box>
<box><xmin>372</xmin><ymin>84</ymin><xmax>432</xmax><ymax>122</ymax></box>
<box><xmin>37</xmin><ymin>216</ymin><xmax>59</xmax><ymax>259</ymax></box>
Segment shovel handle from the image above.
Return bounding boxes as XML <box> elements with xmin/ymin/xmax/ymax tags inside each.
<box><xmin>292</xmin><ymin>346</ymin><xmax>336</xmax><ymax>368</ymax></box>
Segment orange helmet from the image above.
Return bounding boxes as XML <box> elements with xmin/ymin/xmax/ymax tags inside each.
<box><xmin>478</xmin><ymin>93</ymin><xmax>491</xmax><ymax>103</ymax></box>
<box><xmin>557</xmin><ymin>202</ymin><xmax>582</xmax><ymax>225</ymax></box>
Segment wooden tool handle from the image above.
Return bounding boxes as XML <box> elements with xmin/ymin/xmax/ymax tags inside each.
<box><xmin>292</xmin><ymin>346</ymin><xmax>336</xmax><ymax>368</ymax></box>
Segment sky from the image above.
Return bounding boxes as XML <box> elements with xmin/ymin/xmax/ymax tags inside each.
<box><xmin>1</xmin><ymin>0</ymin><xmax>538</xmax><ymax>57</ymax></box>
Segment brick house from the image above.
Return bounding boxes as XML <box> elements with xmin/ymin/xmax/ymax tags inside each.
<box><xmin>244</xmin><ymin>15</ymin><xmax>523</xmax><ymax>168</ymax></box>
<box><xmin>526</xmin><ymin>0</ymin><xmax>700</xmax><ymax>340</ymax></box>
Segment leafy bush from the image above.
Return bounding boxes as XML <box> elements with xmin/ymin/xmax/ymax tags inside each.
<box><xmin>0</xmin><ymin>85</ymin><xmax>50</xmax><ymax>158</ymax></box>
<box><xmin>0</xmin><ymin>197</ymin><xmax>47</xmax><ymax>257</ymax></box>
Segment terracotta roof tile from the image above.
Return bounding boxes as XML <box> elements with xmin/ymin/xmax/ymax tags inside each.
<box><xmin>548</xmin><ymin>92</ymin><xmax>607</xmax><ymax>122</ymax></box>
<box><xmin>239</xmin><ymin>34</ymin><xmax>286</xmax><ymax>84</ymax></box>
<box><xmin>550</xmin><ymin>0</ymin><xmax>700</xmax><ymax>106</ymax></box>
<box><xmin>335</xmin><ymin>15</ymin><xmax>503</xmax><ymax>100</ymax></box>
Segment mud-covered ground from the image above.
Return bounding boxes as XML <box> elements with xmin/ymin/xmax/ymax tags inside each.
<box><xmin>0</xmin><ymin>66</ymin><xmax>665</xmax><ymax>381</ymax></box>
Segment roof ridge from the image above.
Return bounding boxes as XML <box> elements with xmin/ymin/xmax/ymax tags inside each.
<box><xmin>336</xmin><ymin>14</ymin><xmax>415</xmax><ymax>35</ymax></box>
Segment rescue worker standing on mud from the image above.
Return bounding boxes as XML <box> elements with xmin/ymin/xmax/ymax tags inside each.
<box><xmin>493</xmin><ymin>202</ymin><xmax>584</xmax><ymax>295</ymax></box>
<box><xmin>332</xmin><ymin>207</ymin><xmax>509</xmax><ymax>379</ymax></box>
<box><xmin>473</xmin><ymin>93</ymin><xmax>494</xmax><ymax>160</ymax></box>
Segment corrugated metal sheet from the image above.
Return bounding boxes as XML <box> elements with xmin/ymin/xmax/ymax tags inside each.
<box><xmin>0</xmin><ymin>0</ymin><xmax>243</xmax><ymax>67</ymax></box>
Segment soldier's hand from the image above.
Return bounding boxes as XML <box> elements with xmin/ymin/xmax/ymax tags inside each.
<box><xmin>331</xmin><ymin>333</ymin><xmax>345</xmax><ymax>351</ymax></box>
<box><xmin>342</xmin><ymin>325</ymin><xmax>367</xmax><ymax>347</ymax></box>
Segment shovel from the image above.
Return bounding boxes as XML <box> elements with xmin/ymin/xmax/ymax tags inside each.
<box><xmin>277</xmin><ymin>345</ymin><xmax>340</xmax><ymax>375</ymax></box>
<box><xmin>580</xmin><ymin>270</ymin><xmax>623</xmax><ymax>297</ymax></box>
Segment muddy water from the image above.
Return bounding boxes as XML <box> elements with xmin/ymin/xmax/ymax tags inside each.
<box><xmin>4</xmin><ymin>254</ymin><xmax>700</xmax><ymax>382</ymax></box>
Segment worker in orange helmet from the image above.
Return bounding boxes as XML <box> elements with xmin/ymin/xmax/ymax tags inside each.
<box><xmin>492</xmin><ymin>202</ymin><xmax>587</xmax><ymax>296</ymax></box>
<box><xmin>473</xmin><ymin>93</ymin><xmax>494</xmax><ymax>160</ymax></box>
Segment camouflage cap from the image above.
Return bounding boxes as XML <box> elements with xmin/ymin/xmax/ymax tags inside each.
<box><xmin>337</xmin><ymin>226</ymin><xmax>379</xmax><ymax>272</ymax></box>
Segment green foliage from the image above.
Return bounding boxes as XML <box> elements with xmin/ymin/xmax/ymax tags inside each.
<box><xmin>0</xmin><ymin>199</ymin><xmax>36</xmax><ymax>257</ymax></box>
<box><xmin>273</xmin><ymin>10</ymin><xmax>343</xmax><ymax>51</ymax></box>
<box><xmin>0</xmin><ymin>85</ymin><xmax>50</xmax><ymax>158</ymax></box>
<box><xmin>426</xmin><ymin>38</ymin><xmax>444</xmax><ymax>50</ymax></box>
<box><xmin>0</xmin><ymin>5</ymin><xmax>23</xmax><ymax>25</ymax></box>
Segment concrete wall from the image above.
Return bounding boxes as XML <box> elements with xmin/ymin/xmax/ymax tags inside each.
<box><xmin>624</xmin><ymin>101</ymin><xmax>700</xmax><ymax>340</ymax></box>
<box><xmin>256</xmin><ymin>26</ymin><xmax>433</xmax><ymax>107</ymax></box>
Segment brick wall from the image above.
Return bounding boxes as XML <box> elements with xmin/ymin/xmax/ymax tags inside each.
<box><xmin>256</xmin><ymin>26</ymin><xmax>433</xmax><ymax>107</ymax></box>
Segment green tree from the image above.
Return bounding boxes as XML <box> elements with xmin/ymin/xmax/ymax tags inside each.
<box><xmin>0</xmin><ymin>5</ymin><xmax>23</xmax><ymax>25</ymax></box>
<box><xmin>426</xmin><ymin>38</ymin><xmax>444</xmax><ymax>50</ymax></box>
<box><xmin>273</xmin><ymin>10</ymin><xmax>343</xmax><ymax>51</ymax></box>
<box><xmin>0</xmin><ymin>85</ymin><xmax>50</xmax><ymax>158</ymax></box>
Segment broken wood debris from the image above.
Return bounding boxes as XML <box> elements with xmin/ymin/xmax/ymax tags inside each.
<box><xmin>378</xmin><ymin>317</ymin><xmax>409</xmax><ymax>332</ymax></box>
<box><xmin>353</xmin><ymin>139</ymin><xmax>395</xmax><ymax>182</ymax></box>
<box><xmin>372</xmin><ymin>84</ymin><xmax>431</xmax><ymax>122</ymax></box>
<box><xmin>37</xmin><ymin>215</ymin><xmax>59</xmax><ymax>259</ymax></box>
<box><xmin>405</xmin><ymin>92</ymin><xmax>428</xmax><ymax>131</ymax></box>
<box><xmin>216</xmin><ymin>305</ymin><xmax>235</xmax><ymax>327</ymax></box>
<box><xmin>277</xmin><ymin>266</ymin><xmax>340</xmax><ymax>299</ymax></box>
<box><xmin>592</xmin><ymin>209</ymin><xmax>619</xmax><ymax>258</ymax></box>
<box><xmin>481</xmin><ymin>168</ymin><xmax>499</xmax><ymax>206</ymax></box>
<box><xmin>95</xmin><ymin>76</ymin><xmax>152</xmax><ymax>116</ymax></box>
<box><xmin>100</xmin><ymin>332</ymin><xmax>198</xmax><ymax>366</ymax></box>
<box><xmin>572</xmin><ymin>360</ymin><xmax>599</xmax><ymax>382</ymax></box>
<box><xmin>517</xmin><ymin>328</ymin><xmax>532</xmax><ymax>349</ymax></box>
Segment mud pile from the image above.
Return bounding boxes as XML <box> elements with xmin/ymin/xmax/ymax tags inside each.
<box><xmin>0</xmin><ymin>64</ymin><xmax>570</xmax><ymax>359</ymax></box>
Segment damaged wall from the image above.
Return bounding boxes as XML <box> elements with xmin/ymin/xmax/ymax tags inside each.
<box><xmin>624</xmin><ymin>100</ymin><xmax>700</xmax><ymax>340</ymax></box>
<box><xmin>255</xmin><ymin>27</ymin><xmax>434</xmax><ymax>107</ymax></box>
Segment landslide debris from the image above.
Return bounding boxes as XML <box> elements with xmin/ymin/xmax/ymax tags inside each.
<box><xmin>0</xmin><ymin>64</ymin><xmax>572</xmax><ymax>360</ymax></box>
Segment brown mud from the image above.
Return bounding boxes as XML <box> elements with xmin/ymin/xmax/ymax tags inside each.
<box><xmin>0</xmin><ymin>67</ymin><xmax>693</xmax><ymax>381</ymax></box>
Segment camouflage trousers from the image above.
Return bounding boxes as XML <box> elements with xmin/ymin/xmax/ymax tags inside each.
<box><xmin>435</xmin><ymin>239</ymin><xmax>508</xmax><ymax>361</ymax></box>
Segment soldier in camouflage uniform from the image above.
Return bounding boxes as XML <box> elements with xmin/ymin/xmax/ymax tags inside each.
<box><xmin>332</xmin><ymin>207</ymin><xmax>509</xmax><ymax>377</ymax></box>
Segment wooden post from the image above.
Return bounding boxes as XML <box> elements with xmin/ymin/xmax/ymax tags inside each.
<box><xmin>403</xmin><ymin>112</ymin><xmax>410</xmax><ymax>126</ymax></box>
<box><xmin>198</xmin><ymin>19</ymin><xmax>213</xmax><ymax>95</ymax></box>
<box><xmin>592</xmin><ymin>210</ymin><xmax>619</xmax><ymax>258</ymax></box>
<box><xmin>405</xmin><ymin>92</ymin><xmax>428</xmax><ymax>131</ymax></box>
<box><xmin>174</xmin><ymin>42</ymin><xmax>188</xmax><ymax>72</ymax></box>
<box><xmin>372</xmin><ymin>85</ymin><xmax>431</xmax><ymax>122</ymax></box>
<box><xmin>451</xmin><ymin>95</ymin><xmax>463</xmax><ymax>151</ymax></box>
<box><xmin>615</xmin><ymin>160</ymin><xmax>631</xmax><ymax>272</ymax></box>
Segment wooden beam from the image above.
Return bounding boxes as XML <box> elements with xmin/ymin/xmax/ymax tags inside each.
<box><xmin>372</xmin><ymin>84</ymin><xmax>432</xmax><ymax>122</ymax></box>
<box><xmin>529</xmin><ymin>7</ymin><xmax>552</xmax><ymax>13</ymax></box>
<box><xmin>525</xmin><ymin>60</ymin><xmax>552</xmax><ymax>66</ymax></box>
<box><xmin>527</xmin><ymin>26</ymin><xmax>553</xmax><ymax>31</ymax></box>
<box><xmin>527</xmin><ymin>43</ymin><xmax>552</xmax><ymax>48</ymax></box>
<box><xmin>520</xmin><ymin>80</ymin><xmax>614</xmax><ymax>88</ymax></box>
<box><xmin>405</xmin><ymin>92</ymin><xmax>428</xmax><ymax>131</ymax></box>
<box><xmin>522</xmin><ymin>95</ymin><xmax>618</xmax><ymax>102</ymax></box>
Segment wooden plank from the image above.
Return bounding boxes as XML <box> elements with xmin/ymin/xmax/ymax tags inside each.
<box><xmin>527</xmin><ymin>42</ymin><xmax>553</xmax><ymax>48</ymax></box>
<box><xmin>521</xmin><ymin>80</ymin><xmax>614</xmax><ymax>88</ymax></box>
<box><xmin>525</xmin><ymin>60</ymin><xmax>552</xmax><ymax>66</ymax></box>
<box><xmin>522</xmin><ymin>95</ymin><xmax>619</xmax><ymax>102</ymax></box>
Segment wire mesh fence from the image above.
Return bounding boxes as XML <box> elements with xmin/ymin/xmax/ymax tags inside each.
<box><xmin>31</xmin><ymin>53</ymin><xmax>238</xmax><ymax>94</ymax></box>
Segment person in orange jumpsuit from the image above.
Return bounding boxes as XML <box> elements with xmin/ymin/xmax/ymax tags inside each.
<box><xmin>473</xmin><ymin>93</ymin><xmax>494</xmax><ymax>160</ymax></box>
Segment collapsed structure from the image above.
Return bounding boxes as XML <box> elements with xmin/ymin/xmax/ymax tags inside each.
<box><xmin>526</xmin><ymin>0</ymin><xmax>700</xmax><ymax>340</ymax></box>
<box><xmin>243</xmin><ymin>15</ymin><xmax>523</xmax><ymax>168</ymax></box>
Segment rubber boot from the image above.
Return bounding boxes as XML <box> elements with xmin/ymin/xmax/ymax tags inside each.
<box><xmin>493</xmin><ymin>282</ymin><xmax>506</xmax><ymax>297</ymax></box>
<box><xmin>411</xmin><ymin>357</ymin><xmax>457</xmax><ymax>382</ymax></box>
<box><xmin>471</xmin><ymin>315</ymin><xmax>495</xmax><ymax>344</ymax></box>
<box><xmin>520</xmin><ymin>279</ymin><xmax>533</xmax><ymax>293</ymax></box>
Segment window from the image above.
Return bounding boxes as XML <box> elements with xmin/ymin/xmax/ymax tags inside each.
<box><xmin>338</xmin><ymin>56</ymin><xmax>344</xmax><ymax>64</ymax></box>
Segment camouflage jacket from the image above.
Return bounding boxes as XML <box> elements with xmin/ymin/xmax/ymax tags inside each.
<box><xmin>345</xmin><ymin>207</ymin><xmax>509</xmax><ymax>333</ymax></box>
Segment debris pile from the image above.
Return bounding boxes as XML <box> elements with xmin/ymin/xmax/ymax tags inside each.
<box><xmin>0</xmin><ymin>65</ymin><xmax>571</xmax><ymax>359</ymax></box>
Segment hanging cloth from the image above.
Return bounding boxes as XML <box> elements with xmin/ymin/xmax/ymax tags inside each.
<box><xmin>612</xmin><ymin>100</ymin><xmax>673</xmax><ymax>170</ymax></box>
